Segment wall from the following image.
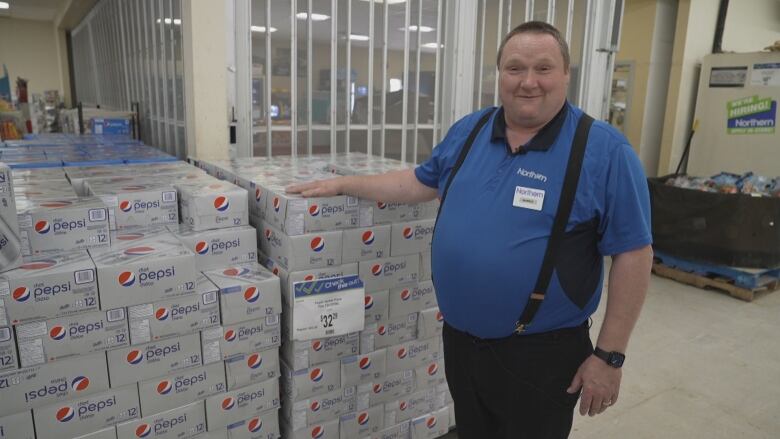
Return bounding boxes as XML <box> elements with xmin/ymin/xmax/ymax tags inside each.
<box><xmin>722</xmin><ymin>0</ymin><xmax>780</xmax><ymax>53</ymax></box>
<box><xmin>0</xmin><ymin>17</ymin><xmax>66</xmax><ymax>104</ymax></box>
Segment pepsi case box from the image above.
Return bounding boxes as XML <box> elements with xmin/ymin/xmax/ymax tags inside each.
<box><xmin>0</xmin><ymin>163</ymin><xmax>22</xmax><ymax>272</ymax></box>
<box><xmin>281</xmin><ymin>417</ymin><xmax>339</xmax><ymax>439</ymax></box>
<box><xmin>367</xmin><ymin>370</ymin><xmax>415</xmax><ymax>406</ymax></box>
<box><xmin>107</xmin><ymin>332</ymin><xmax>203</xmax><ymax>387</ymax></box>
<box><xmin>223</xmin><ymin>408</ymin><xmax>281</xmax><ymax>439</ymax></box>
<box><xmin>389</xmin><ymin>219</ymin><xmax>434</xmax><ymax>257</ymax></box>
<box><xmin>204</xmin><ymin>377</ymin><xmax>280</xmax><ymax>430</ymax></box>
<box><xmin>0</xmin><ymin>327</ymin><xmax>17</xmax><ymax>371</ymax></box>
<box><xmin>369</xmin><ymin>419</ymin><xmax>411</xmax><ymax>439</ymax></box>
<box><xmin>264</xmin><ymin>188</ymin><xmax>361</xmax><ymax>236</ymax></box>
<box><xmin>416</xmin><ymin>308</ymin><xmax>443</xmax><ymax>340</ymax></box>
<box><xmin>388</xmin><ymin>281</ymin><xmax>437</xmax><ymax>318</ymax></box>
<box><xmin>174</xmin><ymin>179</ymin><xmax>249</xmax><ymax>231</ymax></box>
<box><xmin>384</xmin><ymin>388</ymin><xmax>438</xmax><ymax>426</ymax></box>
<box><xmin>203</xmin><ymin>263</ymin><xmax>282</xmax><ymax>326</ymax></box>
<box><xmin>419</xmin><ymin>252</ymin><xmax>431</xmax><ymax>282</ymax></box>
<box><xmin>385</xmin><ymin>337</ymin><xmax>442</xmax><ymax>376</ymax></box>
<box><xmin>280</xmin><ymin>359</ymin><xmax>341</xmax><ymax>401</ymax></box>
<box><xmin>282</xmin><ymin>385</ymin><xmax>356</xmax><ymax>431</ymax></box>
<box><xmin>86</xmin><ymin>179</ymin><xmax>179</xmax><ymax>230</ymax></box>
<box><xmin>201</xmin><ymin>315</ymin><xmax>281</xmax><ymax>364</ymax></box>
<box><xmin>259</xmin><ymin>222</ymin><xmax>342</xmax><ymax>272</ymax></box>
<box><xmin>280</xmin><ymin>332</ymin><xmax>359</xmax><ymax>371</ymax></box>
<box><xmin>414</xmin><ymin>358</ymin><xmax>445</xmax><ymax>391</ymax></box>
<box><xmin>128</xmin><ymin>274</ymin><xmax>220</xmax><ymax>345</ymax></box>
<box><xmin>410</xmin><ymin>408</ymin><xmax>449</xmax><ymax>439</ymax></box>
<box><xmin>339</xmin><ymin>404</ymin><xmax>384</xmax><ymax>439</ymax></box>
<box><xmin>116</xmin><ymin>400</ymin><xmax>206</xmax><ymax>439</ymax></box>
<box><xmin>16</xmin><ymin>307</ymin><xmax>128</xmax><ymax>367</ymax></box>
<box><xmin>89</xmin><ymin>229</ymin><xmax>197</xmax><ymax>309</ymax></box>
<box><xmin>0</xmin><ymin>410</ymin><xmax>35</xmax><ymax>439</ymax></box>
<box><xmin>364</xmin><ymin>289</ymin><xmax>390</xmax><ymax>324</ymax></box>
<box><xmin>358</xmin><ymin>199</ymin><xmax>437</xmax><ymax>225</ymax></box>
<box><xmin>73</xmin><ymin>427</ymin><xmax>118</xmax><ymax>439</ymax></box>
<box><xmin>168</xmin><ymin>224</ymin><xmax>256</xmax><ymax>271</ymax></box>
<box><xmin>0</xmin><ymin>251</ymin><xmax>99</xmax><ymax>325</ymax></box>
<box><xmin>341</xmin><ymin>348</ymin><xmax>387</xmax><ymax>387</ymax></box>
<box><xmin>358</xmin><ymin>255</ymin><xmax>419</xmax><ymax>292</ymax></box>
<box><xmin>14</xmin><ymin>184</ymin><xmax>78</xmax><ymax>201</ymax></box>
<box><xmin>15</xmin><ymin>197</ymin><xmax>110</xmax><ymax>256</ymax></box>
<box><xmin>341</xmin><ymin>224</ymin><xmax>391</xmax><ymax>263</ymax></box>
<box><xmin>361</xmin><ymin>313</ymin><xmax>419</xmax><ymax>353</ymax></box>
<box><xmin>33</xmin><ymin>384</ymin><xmax>140</xmax><ymax>439</ymax></box>
<box><xmin>224</xmin><ymin>346</ymin><xmax>280</xmax><ymax>391</ymax></box>
<box><xmin>138</xmin><ymin>362</ymin><xmax>226</xmax><ymax>417</ymax></box>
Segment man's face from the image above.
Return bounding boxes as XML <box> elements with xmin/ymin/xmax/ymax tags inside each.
<box><xmin>498</xmin><ymin>32</ymin><xmax>570</xmax><ymax>129</ymax></box>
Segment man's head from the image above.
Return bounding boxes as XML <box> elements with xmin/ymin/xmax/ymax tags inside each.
<box><xmin>497</xmin><ymin>22</ymin><xmax>570</xmax><ymax>130</ymax></box>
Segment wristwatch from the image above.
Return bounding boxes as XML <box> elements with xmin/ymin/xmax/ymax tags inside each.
<box><xmin>593</xmin><ymin>347</ymin><xmax>625</xmax><ymax>368</ymax></box>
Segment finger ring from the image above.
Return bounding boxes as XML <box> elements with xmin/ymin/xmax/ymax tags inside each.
<box><xmin>603</xmin><ymin>400</ymin><xmax>612</xmax><ymax>406</ymax></box>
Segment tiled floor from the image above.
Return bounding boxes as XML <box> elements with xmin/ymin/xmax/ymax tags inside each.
<box><xmin>439</xmin><ymin>270</ymin><xmax>780</xmax><ymax>438</ymax></box>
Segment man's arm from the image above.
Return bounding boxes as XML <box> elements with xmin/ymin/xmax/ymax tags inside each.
<box><xmin>567</xmin><ymin>244</ymin><xmax>653</xmax><ymax>416</ymax></box>
<box><xmin>286</xmin><ymin>169</ymin><xmax>438</xmax><ymax>204</ymax></box>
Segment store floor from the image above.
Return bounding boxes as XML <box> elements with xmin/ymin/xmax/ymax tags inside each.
<box><xmin>441</xmin><ymin>267</ymin><xmax>780</xmax><ymax>439</ymax></box>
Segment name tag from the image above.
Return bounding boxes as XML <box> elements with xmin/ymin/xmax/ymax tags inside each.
<box><xmin>513</xmin><ymin>186</ymin><xmax>545</xmax><ymax>211</ymax></box>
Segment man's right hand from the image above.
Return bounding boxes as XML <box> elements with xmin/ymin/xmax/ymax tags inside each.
<box><xmin>286</xmin><ymin>178</ymin><xmax>346</xmax><ymax>197</ymax></box>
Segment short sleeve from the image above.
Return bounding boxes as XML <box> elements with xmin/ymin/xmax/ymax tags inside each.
<box><xmin>597</xmin><ymin>142</ymin><xmax>653</xmax><ymax>256</ymax></box>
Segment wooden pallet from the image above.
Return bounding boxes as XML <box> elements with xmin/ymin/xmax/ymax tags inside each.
<box><xmin>652</xmin><ymin>261</ymin><xmax>779</xmax><ymax>302</ymax></box>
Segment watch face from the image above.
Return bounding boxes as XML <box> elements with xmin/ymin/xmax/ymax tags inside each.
<box><xmin>608</xmin><ymin>353</ymin><xmax>624</xmax><ymax>367</ymax></box>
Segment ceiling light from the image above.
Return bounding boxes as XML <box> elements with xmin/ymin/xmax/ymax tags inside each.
<box><xmin>401</xmin><ymin>25</ymin><xmax>434</xmax><ymax>32</ymax></box>
<box><xmin>251</xmin><ymin>26</ymin><xmax>278</xmax><ymax>33</ymax></box>
<box><xmin>349</xmin><ymin>34</ymin><xmax>370</xmax><ymax>41</ymax></box>
<box><xmin>422</xmin><ymin>42</ymin><xmax>443</xmax><ymax>49</ymax></box>
<box><xmin>295</xmin><ymin>12</ymin><xmax>330</xmax><ymax>21</ymax></box>
<box><xmin>156</xmin><ymin>18</ymin><xmax>182</xmax><ymax>25</ymax></box>
<box><xmin>0</xmin><ymin>2</ymin><xmax>10</xmax><ymax>9</ymax></box>
<box><xmin>360</xmin><ymin>0</ymin><xmax>407</xmax><ymax>4</ymax></box>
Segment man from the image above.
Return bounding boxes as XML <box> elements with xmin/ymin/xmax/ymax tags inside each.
<box><xmin>288</xmin><ymin>21</ymin><xmax>652</xmax><ymax>439</ymax></box>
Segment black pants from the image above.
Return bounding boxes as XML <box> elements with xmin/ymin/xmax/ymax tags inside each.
<box><xmin>443</xmin><ymin>321</ymin><xmax>593</xmax><ymax>439</ymax></box>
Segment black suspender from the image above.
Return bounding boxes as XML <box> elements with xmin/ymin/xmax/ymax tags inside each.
<box><xmin>435</xmin><ymin>108</ymin><xmax>595</xmax><ymax>335</ymax></box>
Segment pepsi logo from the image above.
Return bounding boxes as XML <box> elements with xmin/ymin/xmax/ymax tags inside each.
<box><xmin>377</xmin><ymin>326</ymin><xmax>387</xmax><ymax>336</ymax></box>
<box><xmin>56</xmin><ymin>406</ymin><xmax>75</xmax><ymax>422</ymax></box>
<box><xmin>135</xmin><ymin>424</ymin><xmax>152</xmax><ymax>438</ymax></box>
<box><xmin>39</xmin><ymin>201</ymin><xmax>73</xmax><ymax>208</ymax></box>
<box><xmin>309</xmin><ymin>368</ymin><xmax>324</xmax><ymax>382</ymax></box>
<box><xmin>399</xmin><ymin>401</ymin><xmax>408</xmax><ymax>411</ymax></box>
<box><xmin>427</xmin><ymin>363</ymin><xmax>439</xmax><ymax>376</ymax></box>
<box><xmin>244</xmin><ymin>286</ymin><xmax>260</xmax><ymax>303</ymax></box>
<box><xmin>397</xmin><ymin>347</ymin><xmax>408</xmax><ymax>359</ymax></box>
<box><xmin>248</xmin><ymin>418</ymin><xmax>263</xmax><ymax>433</ymax></box>
<box><xmin>357</xmin><ymin>412</ymin><xmax>370</xmax><ymax>425</ymax></box>
<box><xmin>118</xmin><ymin>271</ymin><xmax>136</xmax><ymax>287</ymax></box>
<box><xmin>214</xmin><ymin>196</ymin><xmax>230</xmax><ymax>212</ymax></box>
<box><xmin>224</xmin><ymin>329</ymin><xmax>237</xmax><ymax>342</ymax></box>
<box><xmin>436</xmin><ymin>311</ymin><xmax>444</xmax><ymax>322</ymax></box>
<box><xmin>264</xmin><ymin>229</ymin><xmax>272</xmax><ymax>240</ymax></box>
<box><xmin>195</xmin><ymin>241</ymin><xmax>209</xmax><ymax>255</ymax></box>
<box><xmin>364</xmin><ymin>295</ymin><xmax>374</xmax><ymax>310</ymax></box>
<box><xmin>119</xmin><ymin>200</ymin><xmax>132</xmax><ymax>212</ymax></box>
<box><xmin>312</xmin><ymin>341</ymin><xmax>323</xmax><ymax>351</ymax></box>
<box><xmin>377</xmin><ymin>202</ymin><xmax>387</xmax><ymax>209</ymax></box>
<box><xmin>372</xmin><ymin>384</ymin><xmax>382</xmax><ymax>394</ymax></box>
<box><xmin>400</xmin><ymin>289</ymin><xmax>411</xmax><ymax>301</ymax></box>
<box><xmin>221</xmin><ymin>397</ymin><xmax>236</xmax><ymax>410</ymax></box>
<box><xmin>426</xmin><ymin>416</ymin><xmax>438</xmax><ymax>429</ymax></box>
<box><xmin>124</xmin><ymin>246</ymin><xmax>155</xmax><ymax>256</ymax></box>
<box><xmin>370</xmin><ymin>264</ymin><xmax>382</xmax><ymax>276</ymax></box>
<box><xmin>155</xmin><ymin>307</ymin><xmax>169</xmax><ymax>321</ymax></box>
<box><xmin>71</xmin><ymin>376</ymin><xmax>90</xmax><ymax>391</ymax></box>
<box><xmin>127</xmin><ymin>350</ymin><xmax>144</xmax><ymax>365</ymax></box>
<box><xmin>308</xmin><ymin>204</ymin><xmax>320</xmax><ymax>216</ymax></box>
<box><xmin>19</xmin><ymin>260</ymin><xmax>56</xmax><ymax>269</ymax></box>
<box><xmin>12</xmin><ymin>287</ymin><xmax>30</xmax><ymax>302</ymax></box>
<box><xmin>255</xmin><ymin>188</ymin><xmax>262</xmax><ymax>202</ymax></box>
<box><xmin>311</xmin><ymin>426</ymin><xmax>325</xmax><ymax>439</ymax></box>
<box><xmin>34</xmin><ymin>220</ymin><xmax>50</xmax><ymax>234</ymax></box>
<box><xmin>272</xmin><ymin>267</ymin><xmax>280</xmax><ymax>275</ymax></box>
<box><xmin>304</xmin><ymin>274</ymin><xmax>315</xmax><ymax>281</ymax></box>
<box><xmin>359</xmin><ymin>356</ymin><xmax>372</xmax><ymax>370</ymax></box>
<box><xmin>310</xmin><ymin>401</ymin><xmax>321</xmax><ymax>412</ymax></box>
<box><xmin>117</xmin><ymin>233</ymin><xmax>144</xmax><ymax>241</ymax></box>
<box><xmin>402</xmin><ymin>227</ymin><xmax>413</xmax><ymax>239</ymax></box>
<box><xmin>247</xmin><ymin>353</ymin><xmax>263</xmax><ymax>369</ymax></box>
<box><xmin>272</xmin><ymin>197</ymin><xmax>281</xmax><ymax>212</ymax></box>
<box><xmin>362</xmin><ymin>230</ymin><xmax>375</xmax><ymax>245</ymax></box>
<box><xmin>310</xmin><ymin>237</ymin><xmax>325</xmax><ymax>252</ymax></box>
<box><xmin>49</xmin><ymin>325</ymin><xmax>67</xmax><ymax>340</ymax></box>
<box><xmin>223</xmin><ymin>267</ymin><xmax>250</xmax><ymax>277</ymax></box>
<box><xmin>157</xmin><ymin>380</ymin><xmax>172</xmax><ymax>395</ymax></box>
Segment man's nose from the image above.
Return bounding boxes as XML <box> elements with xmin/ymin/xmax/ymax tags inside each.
<box><xmin>519</xmin><ymin>72</ymin><xmax>538</xmax><ymax>89</ymax></box>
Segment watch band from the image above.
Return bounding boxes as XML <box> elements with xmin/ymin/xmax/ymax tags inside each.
<box><xmin>593</xmin><ymin>347</ymin><xmax>625</xmax><ymax>368</ymax></box>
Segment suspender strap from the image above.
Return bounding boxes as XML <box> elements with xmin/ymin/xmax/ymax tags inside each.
<box><xmin>515</xmin><ymin>113</ymin><xmax>594</xmax><ymax>334</ymax></box>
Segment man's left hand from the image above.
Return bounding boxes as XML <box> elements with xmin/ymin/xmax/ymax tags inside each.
<box><xmin>566</xmin><ymin>355</ymin><xmax>622</xmax><ymax>416</ymax></box>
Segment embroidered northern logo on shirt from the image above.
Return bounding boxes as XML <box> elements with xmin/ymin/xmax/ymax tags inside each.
<box><xmin>516</xmin><ymin>167</ymin><xmax>548</xmax><ymax>183</ymax></box>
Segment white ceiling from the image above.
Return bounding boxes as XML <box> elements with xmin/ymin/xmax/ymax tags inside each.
<box><xmin>0</xmin><ymin>0</ymin><xmax>63</xmax><ymax>22</ymax></box>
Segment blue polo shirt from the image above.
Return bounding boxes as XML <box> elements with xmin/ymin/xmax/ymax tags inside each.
<box><xmin>415</xmin><ymin>102</ymin><xmax>652</xmax><ymax>338</ymax></box>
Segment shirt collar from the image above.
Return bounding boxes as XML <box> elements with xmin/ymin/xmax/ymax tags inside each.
<box><xmin>491</xmin><ymin>102</ymin><xmax>568</xmax><ymax>153</ymax></box>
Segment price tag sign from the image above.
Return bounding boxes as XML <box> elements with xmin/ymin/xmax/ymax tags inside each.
<box><xmin>293</xmin><ymin>275</ymin><xmax>365</xmax><ymax>341</ymax></box>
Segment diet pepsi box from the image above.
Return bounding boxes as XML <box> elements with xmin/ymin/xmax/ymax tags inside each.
<box><xmin>86</xmin><ymin>179</ymin><xmax>179</xmax><ymax>230</ymax></box>
<box><xmin>410</xmin><ymin>407</ymin><xmax>449</xmax><ymax>439</ymax></box>
<box><xmin>90</xmin><ymin>229</ymin><xmax>197</xmax><ymax>309</ymax></box>
<box><xmin>0</xmin><ymin>409</ymin><xmax>35</xmax><ymax>439</ymax></box>
<box><xmin>368</xmin><ymin>370</ymin><xmax>415</xmax><ymax>406</ymax></box>
<box><xmin>341</xmin><ymin>348</ymin><xmax>387</xmax><ymax>387</ymax></box>
<box><xmin>416</xmin><ymin>308</ymin><xmax>443</xmax><ymax>340</ymax></box>
<box><xmin>342</xmin><ymin>225</ymin><xmax>391</xmax><ymax>263</ymax></box>
<box><xmin>128</xmin><ymin>274</ymin><xmax>220</xmax><ymax>345</ymax></box>
<box><xmin>225</xmin><ymin>346</ymin><xmax>280</xmax><ymax>391</ymax></box>
<box><xmin>369</xmin><ymin>418</ymin><xmax>410</xmax><ymax>439</ymax></box>
<box><xmin>107</xmin><ymin>332</ymin><xmax>202</xmax><ymax>387</ymax></box>
<box><xmin>174</xmin><ymin>179</ymin><xmax>249</xmax><ymax>231</ymax></box>
<box><xmin>204</xmin><ymin>377</ymin><xmax>280</xmax><ymax>430</ymax></box>
<box><xmin>280</xmin><ymin>332</ymin><xmax>359</xmax><ymax>371</ymax></box>
<box><xmin>389</xmin><ymin>219</ymin><xmax>434</xmax><ymax>257</ymax></box>
<box><xmin>138</xmin><ymin>362</ymin><xmax>226</xmax><ymax>417</ymax></box>
<box><xmin>0</xmin><ymin>250</ymin><xmax>99</xmax><ymax>325</ymax></box>
<box><xmin>280</xmin><ymin>359</ymin><xmax>341</xmax><ymax>401</ymax></box>
<box><xmin>15</xmin><ymin>197</ymin><xmax>110</xmax><ymax>256</ymax></box>
<box><xmin>281</xmin><ymin>417</ymin><xmax>339</xmax><ymax>439</ymax></box>
<box><xmin>358</xmin><ymin>199</ymin><xmax>437</xmax><ymax>225</ymax></box>
<box><xmin>259</xmin><ymin>222</ymin><xmax>342</xmax><ymax>272</ymax></box>
<box><xmin>414</xmin><ymin>358</ymin><xmax>445</xmax><ymax>391</ymax></box>
<box><xmin>201</xmin><ymin>315</ymin><xmax>281</xmax><ymax>364</ymax></box>
<box><xmin>339</xmin><ymin>404</ymin><xmax>384</xmax><ymax>439</ymax></box>
<box><xmin>33</xmin><ymin>384</ymin><xmax>140</xmax><ymax>439</ymax></box>
<box><xmin>0</xmin><ymin>163</ymin><xmax>22</xmax><ymax>273</ymax></box>
<box><xmin>365</xmin><ymin>289</ymin><xmax>390</xmax><ymax>324</ymax></box>
<box><xmin>388</xmin><ymin>281</ymin><xmax>437</xmax><ymax>318</ymax></box>
<box><xmin>283</xmin><ymin>385</ymin><xmax>356</xmax><ymax>431</ymax></box>
<box><xmin>203</xmin><ymin>263</ymin><xmax>282</xmax><ymax>325</ymax></box>
<box><xmin>0</xmin><ymin>327</ymin><xmax>17</xmax><ymax>371</ymax></box>
<box><xmin>361</xmin><ymin>313</ymin><xmax>418</xmax><ymax>353</ymax></box>
<box><xmin>73</xmin><ymin>427</ymin><xmax>118</xmax><ymax>439</ymax></box>
<box><xmin>223</xmin><ymin>408</ymin><xmax>281</xmax><ymax>439</ymax></box>
<box><xmin>0</xmin><ymin>351</ymin><xmax>109</xmax><ymax>416</ymax></box>
<box><xmin>384</xmin><ymin>388</ymin><xmax>438</xmax><ymax>426</ymax></box>
<box><xmin>385</xmin><ymin>337</ymin><xmax>442</xmax><ymax>376</ymax></box>
<box><xmin>418</xmin><ymin>252</ymin><xmax>431</xmax><ymax>282</ymax></box>
<box><xmin>116</xmin><ymin>400</ymin><xmax>206</xmax><ymax>439</ymax></box>
<box><xmin>16</xmin><ymin>307</ymin><xmax>128</xmax><ymax>367</ymax></box>
<box><xmin>264</xmin><ymin>189</ymin><xmax>360</xmax><ymax>236</ymax></box>
<box><xmin>168</xmin><ymin>224</ymin><xmax>256</xmax><ymax>271</ymax></box>
<box><xmin>358</xmin><ymin>255</ymin><xmax>419</xmax><ymax>291</ymax></box>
